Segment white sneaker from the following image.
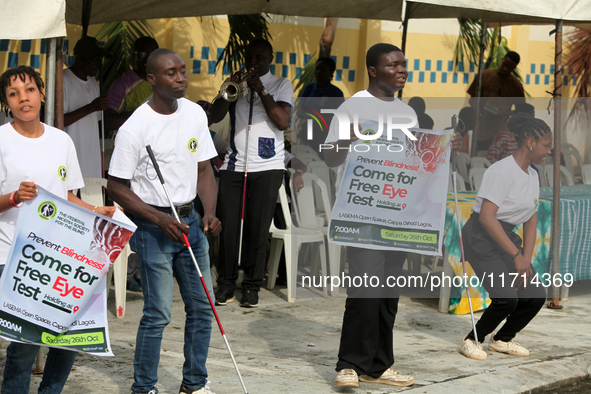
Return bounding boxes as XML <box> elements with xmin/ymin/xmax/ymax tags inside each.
<box><xmin>489</xmin><ymin>337</ymin><xmax>530</xmax><ymax>356</ymax></box>
<box><xmin>179</xmin><ymin>380</ymin><xmax>215</xmax><ymax>394</ymax></box>
<box><xmin>359</xmin><ymin>367</ymin><xmax>415</xmax><ymax>387</ymax></box>
<box><xmin>459</xmin><ymin>337</ymin><xmax>487</xmax><ymax>360</ymax></box>
<box><xmin>335</xmin><ymin>368</ymin><xmax>359</xmax><ymax>388</ymax></box>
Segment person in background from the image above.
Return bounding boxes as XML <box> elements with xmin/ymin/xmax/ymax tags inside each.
<box><xmin>467</xmin><ymin>51</ymin><xmax>525</xmax><ymax>152</ymax></box>
<box><xmin>63</xmin><ymin>36</ymin><xmax>109</xmax><ymax>178</ymax></box>
<box><xmin>105</xmin><ymin>36</ymin><xmax>159</xmax><ymax>130</ymax></box>
<box><xmin>299</xmin><ymin>57</ymin><xmax>345</xmax><ymax>157</ymax></box>
<box><xmin>457</xmin><ymin>106</ymin><xmax>476</xmax><ymax>155</ymax></box>
<box><xmin>487</xmin><ymin>103</ymin><xmax>535</xmax><ymax>163</ymax></box>
<box><xmin>409</xmin><ymin>97</ymin><xmax>434</xmax><ymax>129</ymax></box>
<box><xmin>301</xmin><ymin>57</ymin><xmax>344</xmax><ymax>99</ymax></box>
<box><xmin>459</xmin><ymin>112</ymin><xmax>550</xmax><ymax>361</ymax></box>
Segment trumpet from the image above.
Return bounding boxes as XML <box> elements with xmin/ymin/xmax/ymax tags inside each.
<box><xmin>220</xmin><ymin>70</ymin><xmax>250</xmax><ymax>102</ymax></box>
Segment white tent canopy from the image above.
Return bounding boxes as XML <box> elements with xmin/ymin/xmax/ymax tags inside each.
<box><xmin>406</xmin><ymin>0</ymin><xmax>591</xmax><ymax>23</ymax></box>
<box><xmin>0</xmin><ymin>0</ymin><xmax>66</xmax><ymax>39</ymax></box>
<box><xmin>62</xmin><ymin>0</ymin><xmax>591</xmax><ymax>26</ymax></box>
<box><xmin>64</xmin><ymin>0</ymin><xmax>404</xmax><ymax>25</ymax></box>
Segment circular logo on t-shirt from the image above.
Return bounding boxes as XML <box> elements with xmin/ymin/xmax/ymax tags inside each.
<box><xmin>38</xmin><ymin>201</ymin><xmax>57</xmax><ymax>220</ymax></box>
<box><xmin>58</xmin><ymin>165</ymin><xmax>67</xmax><ymax>181</ymax></box>
<box><xmin>188</xmin><ymin>138</ymin><xmax>198</xmax><ymax>153</ymax></box>
<box><xmin>361</xmin><ymin>129</ymin><xmax>376</xmax><ymax>145</ymax></box>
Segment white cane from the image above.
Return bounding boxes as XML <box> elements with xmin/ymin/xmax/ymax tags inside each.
<box><xmin>237</xmin><ymin>88</ymin><xmax>256</xmax><ymax>267</ymax></box>
<box><xmin>451</xmin><ymin>114</ymin><xmax>479</xmax><ymax>344</ymax></box>
<box><xmin>146</xmin><ymin>145</ymin><xmax>250</xmax><ymax>394</ymax></box>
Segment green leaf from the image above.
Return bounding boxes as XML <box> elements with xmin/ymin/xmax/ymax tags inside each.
<box><xmin>293</xmin><ymin>53</ymin><xmax>318</xmax><ymax>96</ymax></box>
<box><xmin>216</xmin><ymin>14</ymin><xmax>272</xmax><ymax>75</ymax></box>
<box><xmin>94</xmin><ymin>20</ymin><xmax>154</xmax><ymax>95</ymax></box>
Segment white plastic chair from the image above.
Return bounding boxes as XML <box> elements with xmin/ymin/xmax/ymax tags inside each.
<box><xmin>468</xmin><ymin>167</ymin><xmax>487</xmax><ymax>191</ymax></box>
<box><xmin>296</xmin><ymin>152</ymin><xmax>323</xmax><ymax>165</ymax></box>
<box><xmin>267</xmin><ymin>184</ymin><xmax>328</xmax><ymax>302</ymax></box>
<box><xmin>79</xmin><ymin>178</ymin><xmax>129</xmax><ymax>318</ymax></box>
<box><xmin>561</xmin><ymin>143</ymin><xmax>584</xmax><ymax>178</ymax></box>
<box><xmin>291</xmin><ymin>145</ymin><xmax>317</xmax><ymax>157</ymax></box>
<box><xmin>470</xmin><ymin>157</ymin><xmax>491</xmax><ymax>169</ymax></box>
<box><xmin>292</xmin><ymin>173</ymin><xmax>342</xmax><ymax>294</ymax></box>
<box><xmin>585</xmin><ymin>148</ymin><xmax>591</xmax><ymax>164</ymax></box>
<box><xmin>544</xmin><ymin>164</ymin><xmax>575</xmax><ymax>186</ymax></box>
<box><xmin>448</xmin><ymin>172</ymin><xmax>467</xmax><ymax>192</ymax></box>
<box><xmin>307</xmin><ymin>160</ymin><xmax>336</xmax><ymax>207</ymax></box>
<box><xmin>79</xmin><ymin>177</ymin><xmax>107</xmax><ymax>206</ymax></box>
<box><xmin>582</xmin><ymin>164</ymin><xmax>591</xmax><ymax>185</ymax></box>
<box><xmin>455</xmin><ymin>152</ymin><xmax>470</xmax><ymax>181</ymax></box>
<box><xmin>537</xmin><ymin>162</ymin><xmax>548</xmax><ymax>187</ymax></box>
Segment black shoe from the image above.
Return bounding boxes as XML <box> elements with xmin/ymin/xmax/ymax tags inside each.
<box><xmin>214</xmin><ymin>286</ymin><xmax>235</xmax><ymax>306</ymax></box>
<box><xmin>240</xmin><ymin>289</ymin><xmax>259</xmax><ymax>308</ymax></box>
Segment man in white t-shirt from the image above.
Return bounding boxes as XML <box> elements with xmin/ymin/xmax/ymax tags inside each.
<box><xmin>324</xmin><ymin>43</ymin><xmax>462</xmax><ymax>389</ymax></box>
<box><xmin>63</xmin><ymin>36</ymin><xmax>109</xmax><ymax>178</ymax></box>
<box><xmin>107</xmin><ymin>49</ymin><xmax>221</xmax><ymax>394</ymax></box>
<box><xmin>213</xmin><ymin>39</ymin><xmax>293</xmax><ymax>308</ymax></box>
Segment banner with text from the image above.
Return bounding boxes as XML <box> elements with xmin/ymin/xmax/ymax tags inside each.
<box><xmin>329</xmin><ymin>125</ymin><xmax>452</xmax><ymax>255</ymax></box>
<box><xmin>0</xmin><ymin>187</ymin><xmax>135</xmax><ymax>355</ymax></box>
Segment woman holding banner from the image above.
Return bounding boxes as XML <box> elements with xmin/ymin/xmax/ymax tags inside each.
<box><xmin>0</xmin><ymin>66</ymin><xmax>115</xmax><ymax>393</ymax></box>
<box><xmin>459</xmin><ymin>112</ymin><xmax>551</xmax><ymax>361</ymax></box>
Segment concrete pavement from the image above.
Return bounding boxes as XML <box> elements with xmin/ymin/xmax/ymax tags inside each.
<box><xmin>2</xmin><ymin>280</ymin><xmax>590</xmax><ymax>393</ymax></box>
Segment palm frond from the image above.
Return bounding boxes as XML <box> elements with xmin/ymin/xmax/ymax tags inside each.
<box><xmin>565</xmin><ymin>28</ymin><xmax>591</xmax><ymax>120</ymax></box>
<box><xmin>216</xmin><ymin>14</ymin><xmax>272</xmax><ymax>74</ymax></box>
<box><xmin>94</xmin><ymin>20</ymin><xmax>153</xmax><ymax>94</ymax></box>
<box><xmin>293</xmin><ymin>53</ymin><xmax>318</xmax><ymax>96</ymax></box>
<box><xmin>453</xmin><ymin>19</ymin><xmax>490</xmax><ymax>72</ymax></box>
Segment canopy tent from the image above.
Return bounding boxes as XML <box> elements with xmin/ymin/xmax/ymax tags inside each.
<box><xmin>64</xmin><ymin>0</ymin><xmax>404</xmax><ymax>25</ymax></box>
<box><xmin>406</xmin><ymin>0</ymin><xmax>591</xmax><ymax>24</ymax></box>
<box><xmin>0</xmin><ymin>0</ymin><xmax>66</xmax><ymax>40</ymax></box>
<box><xmin>3</xmin><ymin>0</ymin><xmax>588</xmax><ymax>307</ymax></box>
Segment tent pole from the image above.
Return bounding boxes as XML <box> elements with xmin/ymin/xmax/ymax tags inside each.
<box><xmin>470</xmin><ymin>21</ymin><xmax>487</xmax><ymax>157</ymax></box>
<box><xmin>55</xmin><ymin>38</ymin><xmax>64</xmax><ymax>130</ymax></box>
<box><xmin>398</xmin><ymin>1</ymin><xmax>411</xmax><ymax>98</ymax></box>
<box><xmin>44</xmin><ymin>38</ymin><xmax>57</xmax><ymax>127</ymax></box>
<box><xmin>82</xmin><ymin>0</ymin><xmax>93</xmax><ymax>37</ymax></box>
<box><xmin>550</xmin><ymin>19</ymin><xmax>563</xmax><ymax>309</ymax></box>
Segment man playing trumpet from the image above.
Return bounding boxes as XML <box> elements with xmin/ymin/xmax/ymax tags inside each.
<box><xmin>212</xmin><ymin>38</ymin><xmax>293</xmax><ymax>308</ymax></box>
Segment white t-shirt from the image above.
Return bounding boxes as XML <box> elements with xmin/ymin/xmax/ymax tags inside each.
<box><xmin>0</xmin><ymin>123</ymin><xmax>84</xmax><ymax>264</ymax></box>
<box><xmin>324</xmin><ymin>90</ymin><xmax>418</xmax><ymax>193</ymax></box>
<box><xmin>109</xmin><ymin>99</ymin><xmax>217</xmax><ymax>207</ymax></box>
<box><xmin>221</xmin><ymin>70</ymin><xmax>293</xmax><ymax>173</ymax></box>
<box><xmin>63</xmin><ymin>68</ymin><xmax>101</xmax><ymax>178</ymax></box>
<box><xmin>472</xmin><ymin>155</ymin><xmax>539</xmax><ymax>225</ymax></box>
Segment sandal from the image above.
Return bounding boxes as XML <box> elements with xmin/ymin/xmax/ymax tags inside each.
<box><xmin>547</xmin><ymin>301</ymin><xmax>564</xmax><ymax>309</ymax></box>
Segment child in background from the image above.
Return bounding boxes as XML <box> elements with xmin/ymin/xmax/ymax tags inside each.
<box><xmin>0</xmin><ymin>65</ymin><xmax>115</xmax><ymax>393</ymax></box>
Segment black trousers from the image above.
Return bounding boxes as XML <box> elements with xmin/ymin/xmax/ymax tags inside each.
<box><xmin>462</xmin><ymin>213</ymin><xmax>546</xmax><ymax>343</ymax></box>
<box><xmin>217</xmin><ymin>169</ymin><xmax>283</xmax><ymax>291</ymax></box>
<box><xmin>336</xmin><ymin>246</ymin><xmax>406</xmax><ymax>377</ymax></box>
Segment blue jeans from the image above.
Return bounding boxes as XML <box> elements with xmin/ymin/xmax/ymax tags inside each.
<box><xmin>0</xmin><ymin>266</ymin><xmax>77</xmax><ymax>394</ymax></box>
<box><xmin>130</xmin><ymin>208</ymin><xmax>214</xmax><ymax>394</ymax></box>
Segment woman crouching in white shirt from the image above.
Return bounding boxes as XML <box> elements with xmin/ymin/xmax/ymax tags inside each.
<box><xmin>459</xmin><ymin>112</ymin><xmax>552</xmax><ymax>361</ymax></box>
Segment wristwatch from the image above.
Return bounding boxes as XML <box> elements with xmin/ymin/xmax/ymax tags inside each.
<box><xmin>259</xmin><ymin>87</ymin><xmax>269</xmax><ymax>97</ymax></box>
